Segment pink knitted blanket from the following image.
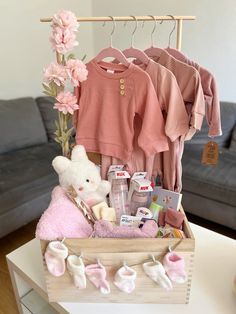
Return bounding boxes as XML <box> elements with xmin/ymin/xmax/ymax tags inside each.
<box><xmin>35</xmin><ymin>186</ymin><xmax>93</xmax><ymax>241</ymax></box>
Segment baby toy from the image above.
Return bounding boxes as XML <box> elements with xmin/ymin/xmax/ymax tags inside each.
<box><xmin>36</xmin><ymin>145</ymin><xmax>111</xmax><ymax>240</ymax></box>
<box><xmin>52</xmin><ymin>145</ymin><xmax>111</xmax><ymax>207</ymax></box>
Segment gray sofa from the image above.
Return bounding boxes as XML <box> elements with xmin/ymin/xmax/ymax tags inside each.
<box><xmin>0</xmin><ymin>97</ymin><xmax>235</xmax><ymax>237</ymax></box>
<box><xmin>182</xmin><ymin>101</ymin><xmax>236</xmax><ymax>230</ymax></box>
<box><xmin>0</xmin><ymin>97</ymin><xmax>60</xmax><ymax>238</ymax></box>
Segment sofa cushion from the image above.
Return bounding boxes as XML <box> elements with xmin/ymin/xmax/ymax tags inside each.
<box><xmin>182</xmin><ymin>147</ymin><xmax>236</xmax><ymax>208</ymax></box>
<box><xmin>36</xmin><ymin>96</ymin><xmax>75</xmax><ymax>142</ymax></box>
<box><xmin>36</xmin><ymin>96</ymin><xmax>57</xmax><ymax>141</ymax></box>
<box><xmin>229</xmin><ymin>125</ymin><xmax>236</xmax><ymax>152</ymax></box>
<box><xmin>0</xmin><ymin>97</ymin><xmax>48</xmax><ymax>153</ymax></box>
<box><xmin>185</xmin><ymin>101</ymin><xmax>236</xmax><ymax>149</ymax></box>
<box><xmin>0</xmin><ymin>143</ymin><xmax>60</xmax><ymax>215</ymax></box>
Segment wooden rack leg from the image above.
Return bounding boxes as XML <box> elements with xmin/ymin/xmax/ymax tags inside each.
<box><xmin>176</xmin><ymin>19</ymin><xmax>183</xmax><ymax>50</ymax></box>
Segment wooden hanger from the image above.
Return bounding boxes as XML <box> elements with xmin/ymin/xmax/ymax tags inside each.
<box><xmin>144</xmin><ymin>15</ymin><xmax>165</xmax><ymax>58</ymax></box>
<box><xmin>94</xmin><ymin>16</ymin><xmax>130</xmax><ymax>67</ymax></box>
<box><xmin>122</xmin><ymin>16</ymin><xmax>150</xmax><ymax>65</ymax></box>
<box><xmin>165</xmin><ymin>15</ymin><xmax>187</xmax><ymax>58</ymax></box>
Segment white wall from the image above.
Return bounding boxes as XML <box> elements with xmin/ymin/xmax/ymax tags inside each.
<box><xmin>1</xmin><ymin>1</ymin><xmax>235</xmax><ymax>101</ymax></box>
<box><xmin>0</xmin><ymin>0</ymin><xmax>94</xmax><ymax>99</ymax></box>
<box><xmin>91</xmin><ymin>0</ymin><xmax>236</xmax><ymax>102</ymax></box>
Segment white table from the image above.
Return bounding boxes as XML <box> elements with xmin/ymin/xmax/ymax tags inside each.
<box><xmin>6</xmin><ymin>223</ymin><xmax>236</xmax><ymax>314</ymax></box>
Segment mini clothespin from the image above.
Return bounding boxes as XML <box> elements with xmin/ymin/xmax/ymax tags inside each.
<box><xmin>97</xmin><ymin>258</ymin><xmax>103</xmax><ymax>267</ymax></box>
<box><xmin>123</xmin><ymin>260</ymin><xmax>129</xmax><ymax>270</ymax></box>
<box><xmin>61</xmin><ymin>237</ymin><xmax>66</xmax><ymax>244</ymax></box>
<box><xmin>151</xmin><ymin>254</ymin><xmax>157</xmax><ymax>263</ymax></box>
<box><xmin>77</xmin><ymin>252</ymin><xmax>83</xmax><ymax>258</ymax></box>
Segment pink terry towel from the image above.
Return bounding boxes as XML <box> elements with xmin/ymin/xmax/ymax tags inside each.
<box><xmin>35</xmin><ymin>186</ymin><xmax>93</xmax><ymax>241</ymax></box>
<box><xmin>94</xmin><ymin>219</ymin><xmax>158</xmax><ymax>238</ymax></box>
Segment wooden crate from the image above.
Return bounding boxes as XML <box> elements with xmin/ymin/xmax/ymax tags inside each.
<box><xmin>40</xmin><ymin>208</ymin><xmax>195</xmax><ymax>304</ymax></box>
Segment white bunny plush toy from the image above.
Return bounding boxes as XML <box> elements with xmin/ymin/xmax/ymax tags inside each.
<box><xmin>52</xmin><ymin>145</ymin><xmax>111</xmax><ymax>207</ymax></box>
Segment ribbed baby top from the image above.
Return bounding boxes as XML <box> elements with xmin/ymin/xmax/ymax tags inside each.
<box><xmin>74</xmin><ymin>60</ymin><xmax>169</xmax><ymax>162</ymax></box>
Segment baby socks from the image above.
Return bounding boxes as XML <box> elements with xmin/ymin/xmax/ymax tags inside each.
<box><xmin>85</xmin><ymin>263</ymin><xmax>110</xmax><ymax>294</ymax></box>
<box><xmin>67</xmin><ymin>255</ymin><xmax>86</xmax><ymax>289</ymax></box>
<box><xmin>163</xmin><ymin>251</ymin><xmax>187</xmax><ymax>283</ymax></box>
<box><xmin>44</xmin><ymin>241</ymin><xmax>68</xmax><ymax>277</ymax></box>
<box><xmin>143</xmin><ymin>260</ymin><xmax>173</xmax><ymax>290</ymax></box>
<box><xmin>114</xmin><ymin>265</ymin><xmax>137</xmax><ymax>293</ymax></box>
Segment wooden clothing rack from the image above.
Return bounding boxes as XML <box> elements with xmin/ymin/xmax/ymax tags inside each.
<box><xmin>40</xmin><ymin>15</ymin><xmax>196</xmax><ymax>50</ymax></box>
<box><xmin>40</xmin><ymin>14</ymin><xmax>196</xmax><ymax>164</ymax></box>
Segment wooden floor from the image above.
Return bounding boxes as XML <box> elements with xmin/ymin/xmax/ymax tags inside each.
<box><xmin>0</xmin><ymin>219</ymin><xmax>37</xmax><ymax>314</ymax></box>
<box><xmin>0</xmin><ymin>215</ymin><xmax>235</xmax><ymax>314</ymax></box>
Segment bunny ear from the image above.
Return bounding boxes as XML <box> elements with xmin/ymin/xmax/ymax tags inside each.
<box><xmin>52</xmin><ymin>156</ymin><xmax>71</xmax><ymax>174</ymax></box>
<box><xmin>71</xmin><ymin>145</ymin><xmax>88</xmax><ymax>161</ymax></box>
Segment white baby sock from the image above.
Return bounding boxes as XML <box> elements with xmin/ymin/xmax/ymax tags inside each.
<box><xmin>143</xmin><ymin>260</ymin><xmax>173</xmax><ymax>291</ymax></box>
<box><xmin>44</xmin><ymin>241</ymin><xmax>68</xmax><ymax>277</ymax></box>
<box><xmin>67</xmin><ymin>255</ymin><xmax>86</xmax><ymax>289</ymax></box>
<box><xmin>114</xmin><ymin>265</ymin><xmax>137</xmax><ymax>293</ymax></box>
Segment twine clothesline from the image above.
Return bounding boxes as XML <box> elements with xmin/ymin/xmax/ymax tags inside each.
<box><xmin>61</xmin><ymin>237</ymin><xmax>183</xmax><ymax>268</ymax></box>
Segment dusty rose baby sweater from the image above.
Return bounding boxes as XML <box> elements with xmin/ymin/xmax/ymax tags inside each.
<box><xmin>166</xmin><ymin>47</ymin><xmax>222</xmax><ymax>137</ymax></box>
<box><xmin>147</xmin><ymin>50</ymin><xmax>206</xmax><ymax>191</ymax></box>
<box><xmin>102</xmin><ymin>52</ymin><xmax>205</xmax><ymax>191</ymax></box>
<box><xmin>101</xmin><ymin>60</ymin><xmax>189</xmax><ymax>191</ymax></box>
<box><xmin>146</xmin><ymin>49</ymin><xmax>205</xmax><ymax>140</ymax></box>
<box><xmin>74</xmin><ymin>60</ymin><xmax>169</xmax><ymax>162</ymax></box>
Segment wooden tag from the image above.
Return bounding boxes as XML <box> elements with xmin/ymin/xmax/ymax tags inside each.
<box><xmin>201</xmin><ymin>141</ymin><xmax>219</xmax><ymax>165</ymax></box>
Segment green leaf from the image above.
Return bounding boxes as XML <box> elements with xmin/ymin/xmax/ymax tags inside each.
<box><xmin>54</xmin><ymin>137</ymin><xmax>61</xmax><ymax>144</ymax></box>
<box><xmin>55</xmin><ymin>85</ymin><xmax>64</xmax><ymax>95</ymax></box>
<box><xmin>67</xmin><ymin>53</ymin><xmax>76</xmax><ymax>60</ymax></box>
<box><xmin>42</xmin><ymin>83</ymin><xmax>52</xmax><ymax>92</ymax></box>
<box><xmin>55</xmin><ymin>120</ymin><xmax>59</xmax><ymax>129</ymax></box>
<box><xmin>66</xmin><ymin>127</ymin><xmax>74</xmax><ymax>137</ymax></box>
<box><xmin>43</xmin><ymin>90</ymin><xmax>54</xmax><ymax>97</ymax></box>
<box><xmin>82</xmin><ymin>54</ymin><xmax>86</xmax><ymax>62</ymax></box>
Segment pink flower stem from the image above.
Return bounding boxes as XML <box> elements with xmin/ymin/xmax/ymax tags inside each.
<box><xmin>56</xmin><ymin>51</ymin><xmax>62</xmax><ymax>64</ymax></box>
<box><xmin>54</xmin><ymin>51</ymin><xmax>71</xmax><ymax>157</ymax></box>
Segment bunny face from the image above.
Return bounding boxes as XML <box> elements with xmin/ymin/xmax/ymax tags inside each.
<box><xmin>52</xmin><ymin>145</ymin><xmax>111</xmax><ymax>206</ymax></box>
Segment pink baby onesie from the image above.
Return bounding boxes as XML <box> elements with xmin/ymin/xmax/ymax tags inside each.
<box><xmin>146</xmin><ymin>49</ymin><xmax>205</xmax><ymax>192</ymax></box>
<box><xmin>166</xmin><ymin>47</ymin><xmax>222</xmax><ymax>137</ymax></box>
<box><xmin>74</xmin><ymin>60</ymin><xmax>169</xmax><ymax>163</ymax></box>
<box><xmin>101</xmin><ymin>60</ymin><xmax>189</xmax><ymax>191</ymax></box>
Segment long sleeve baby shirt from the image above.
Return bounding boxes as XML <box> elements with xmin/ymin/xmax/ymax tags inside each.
<box><xmin>166</xmin><ymin>47</ymin><xmax>222</xmax><ymax>137</ymax></box>
<box><xmin>74</xmin><ymin>60</ymin><xmax>169</xmax><ymax>162</ymax></box>
<box><xmin>147</xmin><ymin>49</ymin><xmax>205</xmax><ymax>140</ymax></box>
<box><xmin>101</xmin><ymin>59</ymin><xmax>189</xmax><ymax>191</ymax></box>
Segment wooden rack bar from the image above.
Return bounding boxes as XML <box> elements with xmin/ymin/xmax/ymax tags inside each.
<box><xmin>40</xmin><ymin>15</ymin><xmax>196</xmax><ymax>51</ymax></box>
<box><xmin>40</xmin><ymin>15</ymin><xmax>195</xmax><ymax>23</ymax></box>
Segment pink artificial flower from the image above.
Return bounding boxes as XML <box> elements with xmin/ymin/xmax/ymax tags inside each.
<box><xmin>54</xmin><ymin>91</ymin><xmax>79</xmax><ymax>115</ymax></box>
<box><xmin>50</xmin><ymin>27</ymin><xmax>78</xmax><ymax>54</ymax></box>
<box><xmin>52</xmin><ymin>10</ymin><xmax>79</xmax><ymax>32</ymax></box>
<box><xmin>43</xmin><ymin>62</ymin><xmax>67</xmax><ymax>86</ymax></box>
<box><xmin>66</xmin><ymin>59</ymin><xmax>88</xmax><ymax>86</ymax></box>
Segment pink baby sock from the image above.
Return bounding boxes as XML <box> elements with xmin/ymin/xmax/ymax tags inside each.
<box><xmin>67</xmin><ymin>255</ymin><xmax>86</xmax><ymax>289</ymax></box>
<box><xmin>163</xmin><ymin>251</ymin><xmax>187</xmax><ymax>283</ymax></box>
<box><xmin>44</xmin><ymin>241</ymin><xmax>68</xmax><ymax>277</ymax></box>
<box><xmin>143</xmin><ymin>260</ymin><xmax>173</xmax><ymax>290</ymax></box>
<box><xmin>114</xmin><ymin>265</ymin><xmax>137</xmax><ymax>293</ymax></box>
<box><xmin>85</xmin><ymin>263</ymin><xmax>110</xmax><ymax>294</ymax></box>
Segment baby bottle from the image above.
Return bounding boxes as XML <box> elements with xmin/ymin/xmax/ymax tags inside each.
<box><xmin>128</xmin><ymin>172</ymin><xmax>153</xmax><ymax>216</ymax></box>
<box><xmin>110</xmin><ymin>179</ymin><xmax>129</xmax><ymax>222</ymax></box>
<box><xmin>130</xmin><ymin>191</ymin><xmax>148</xmax><ymax>216</ymax></box>
<box><xmin>107</xmin><ymin>165</ymin><xmax>130</xmax><ymax>223</ymax></box>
